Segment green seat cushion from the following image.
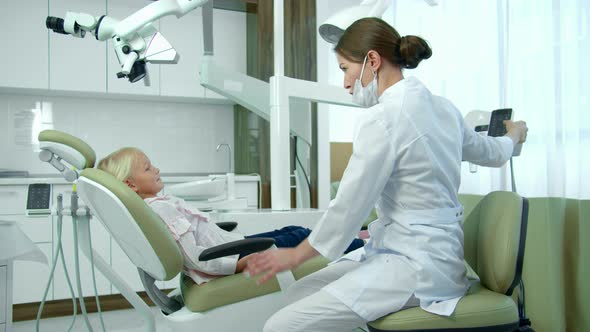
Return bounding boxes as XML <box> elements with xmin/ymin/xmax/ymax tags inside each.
<box><xmin>39</xmin><ymin>130</ymin><xmax>96</xmax><ymax>169</ymax></box>
<box><xmin>368</xmin><ymin>283</ymin><xmax>518</xmax><ymax>331</ymax></box>
<box><xmin>182</xmin><ymin>256</ymin><xmax>330</xmax><ymax>312</ymax></box>
<box><xmin>181</xmin><ymin>270</ymin><xmax>281</xmax><ymax>312</ymax></box>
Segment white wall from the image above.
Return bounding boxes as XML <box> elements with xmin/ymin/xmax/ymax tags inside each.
<box><xmin>0</xmin><ymin>93</ymin><xmax>235</xmax><ymax>175</ymax></box>
<box><xmin>317</xmin><ymin>1</ymin><xmax>501</xmax><ymax>142</ymax></box>
<box><xmin>316</xmin><ymin>0</ymin><xmax>364</xmax><ymax>143</ymax></box>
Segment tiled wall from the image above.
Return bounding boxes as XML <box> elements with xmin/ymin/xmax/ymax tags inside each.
<box><xmin>0</xmin><ymin>93</ymin><xmax>234</xmax><ymax>175</ymax></box>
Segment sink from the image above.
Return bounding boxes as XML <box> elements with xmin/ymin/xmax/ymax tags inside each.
<box><xmin>166</xmin><ymin>179</ymin><xmax>225</xmax><ymax>200</ymax></box>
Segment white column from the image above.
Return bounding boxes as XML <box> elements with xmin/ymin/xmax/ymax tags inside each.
<box><xmin>317</xmin><ymin>107</ymin><xmax>331</xmax><ymax>209</ymax></box>
<box><xmin>273</xmin><ymin>0</ymin><xmax>285</xmax><ymax>77</ymax></box>
<box><xmin>270</xmin><ymin>0</ymin><xmax>291</xmax><ymax>210</ymax></box>
<box><xmin>270</xmin><ymin>76</ymin><xmax>292</xmax><ymax>210</ymax></box>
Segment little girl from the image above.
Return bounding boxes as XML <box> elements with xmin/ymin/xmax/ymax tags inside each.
<box><xmin>98</xmin><ymin>147</ymin><xmax>364</xmax><ymax>284</ymax></box>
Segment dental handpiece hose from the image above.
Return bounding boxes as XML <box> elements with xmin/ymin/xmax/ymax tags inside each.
<box><xmin>36</xmin><ymin>194</ymin><xmax>78</xmax><ymax>332</ymax></box>
<box><xmin>71</xmin><ymin>189</ymin><xmax>107</xmax><ymax>332</ymax></box>
<box><xmin>70</xmin><ymin>191</ymin><xmax>95</xmax><ymax>332</ymax></box>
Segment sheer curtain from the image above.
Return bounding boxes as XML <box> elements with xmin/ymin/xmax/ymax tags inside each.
<box><xmin>387</xmin><ymin>0</ymin><xmax>589</xmax><ymax>199</ymax></box>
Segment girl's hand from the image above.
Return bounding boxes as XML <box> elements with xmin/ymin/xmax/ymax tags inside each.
<box><xmin>235</xmin><ymin>255</ymin><xmax>251</xmax><ymax>273</ymax></box>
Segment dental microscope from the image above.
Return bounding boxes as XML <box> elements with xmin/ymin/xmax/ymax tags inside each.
<box><xmin>45</xmin><ymin>0</ymin><xmax>209</xmax><ymax>83</ymax></box>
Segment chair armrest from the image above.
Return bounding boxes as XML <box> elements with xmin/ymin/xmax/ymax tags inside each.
<box><xmin>199</xmin><ymin>238</ymin><xmax>275</xmax><ymax>261</ymax></box>
<box><xmin>215</xmin><ymin>221</ymin><xmax>238</xmax><ymax>232</ymax></box>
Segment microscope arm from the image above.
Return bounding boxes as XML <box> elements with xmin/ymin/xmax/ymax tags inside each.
<box><xmin>52</xmin><ymin>0</ymin><xmax>208</xmax><ymax>40</ymax></box>
<box><xmin>113</xmin><ymin>0</ymin><xmax>208</xmax><ymax>40</ymax></box>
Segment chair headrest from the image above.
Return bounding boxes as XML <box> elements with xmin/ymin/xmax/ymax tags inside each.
<box><xmin>38</xmin><ymin>130</ymin><xmax>96</xmax><ymax>169</ymax></box>
<box><xmin>78</xmin><ymin>168</ymin><xmax>183</xmax><ymax>280</ymax></box>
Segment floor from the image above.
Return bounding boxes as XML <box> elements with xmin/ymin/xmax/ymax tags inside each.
<box><xmin>12</xmin><ymin>307</ymin><xmax>170</xmax><ymax>332</ymax></box>
<box><xmin>13</xmin><ymin>308</ymin><xmax>368</xmax><ymax>331</ymax></box>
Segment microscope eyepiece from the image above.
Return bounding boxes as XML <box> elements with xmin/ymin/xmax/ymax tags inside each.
<box><xmin>46</xmin><ymin>16</ymin><xmax>68</xmax><ymax>34</ymax></box>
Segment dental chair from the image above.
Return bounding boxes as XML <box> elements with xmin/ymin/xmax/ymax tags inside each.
<box><xmin>38</xmin><ymin>129</ymin><xmax>330</xmax><ymax>332</ymax></box>
<box><xmin>368</xmin><ymin>191</ymin><xmax>531</xmax><ymax>332</ymax></box>
<box><xmin>40</xmin><ymin>129</ymin><xmax>532</xmax><ymax>332</ymax></box>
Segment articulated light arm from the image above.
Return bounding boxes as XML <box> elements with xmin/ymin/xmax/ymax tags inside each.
<box><xmin>46</xmin><ymin>0</ymin><xmax>209</xmax><ymax>83</ymax></box>
<box><xmin>318</xmin><ymin>0</ymin><xmax>439</xmax><ymax>44</ymax></box>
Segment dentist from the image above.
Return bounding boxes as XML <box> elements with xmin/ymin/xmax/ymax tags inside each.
<box><xmin>245</xmin><ymin>17</ymin><xmax>528</xmax><ymax>332</ymax></box>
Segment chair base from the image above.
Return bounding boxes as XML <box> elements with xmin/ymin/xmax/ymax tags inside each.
<box><xmin>162</xmin><ymin>291</ymin><xmax>287</xmax><ymax>331</ymax></box>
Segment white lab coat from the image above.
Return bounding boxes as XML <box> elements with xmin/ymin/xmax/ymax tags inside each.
<box><xmin>307</xmin><ymin>77</ymin><xmax>514</xmax><ymax>321</ymax></box>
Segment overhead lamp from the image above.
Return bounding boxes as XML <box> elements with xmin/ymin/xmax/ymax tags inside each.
<box><xmin>318</xmin><ymin>0</ymin><xmax>390</xmax><ymax>44</ymax></box>
<box><xmin>318</xmin><ymin>0</ymin><xmax>440</xmax><ymax>44</ymax></box>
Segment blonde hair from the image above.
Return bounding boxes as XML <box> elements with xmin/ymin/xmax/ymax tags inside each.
<box><xmin>98</xmin><ymin>147</ymin><xmax>144</xmax><ymax>181</ymax></box>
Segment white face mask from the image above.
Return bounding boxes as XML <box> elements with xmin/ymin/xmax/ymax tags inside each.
<box><xmin>352</xmin><ymin>55</ymin><xmax>379</xmax><ymax>108</ymax></box>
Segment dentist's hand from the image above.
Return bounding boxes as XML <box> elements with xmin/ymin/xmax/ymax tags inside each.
<box><xmin>504</xmin><ymin>120</ymin><xmax>528</xmax><ymax>145</ymax></box>
<box><xmin>244</xmin><ymin>248</ymin><xmax>299</xmax><ymax>285</ymax></box>
<box><xmin>244</xmin><ymin>239</ymin><xmax>319</xmax><ymax>285</ymax></box>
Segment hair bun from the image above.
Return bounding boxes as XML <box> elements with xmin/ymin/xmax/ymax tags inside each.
<box><xmin>398</xmin><ymin>35</ymin><xmax>432</xmax><ymax>69</ymax></box>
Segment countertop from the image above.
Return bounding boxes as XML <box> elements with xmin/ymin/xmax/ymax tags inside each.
<box><xmin>0</xmin><ymin>173</ymin><xmax>261</xmax><ymax>186</ymax></box>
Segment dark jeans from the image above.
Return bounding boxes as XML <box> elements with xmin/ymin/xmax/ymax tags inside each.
<box><xmin>241</xmin><ymin>225</ymin><xmax>364</xmax><ymax>259</ymax></box>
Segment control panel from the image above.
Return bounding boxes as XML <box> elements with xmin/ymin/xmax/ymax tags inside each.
<box><xmin>26</xmin><ymin>183</ymin><xmax>52</xmax><ymax>216</ymax></box>
<box><xmin>487</xmin><ymin>108</ymin><xmax>513</xmax><ymax>137</ymax></box>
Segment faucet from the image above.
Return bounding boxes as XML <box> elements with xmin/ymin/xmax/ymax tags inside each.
<box><xmin>216</xmin><ymin>143</ymin><xmax>232</xmax><ymax>173</ymax></box>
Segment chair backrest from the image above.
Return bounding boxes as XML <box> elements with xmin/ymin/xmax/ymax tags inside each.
<box><xmin>462</xmin><ymin>191</ymin><xmax>529</xmax><ymax>295</ymax></box>
<box><xmin>77</xmin><ymin>168</ymin><xmax>183</xmax><ymax>281</ymax></box>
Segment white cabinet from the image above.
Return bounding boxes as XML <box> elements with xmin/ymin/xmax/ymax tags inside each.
<box><xmin>0</xmin><ymin>185</ymin><xmax>53</xmax><ymax>305</ymax></box>
<box><xmin>160</xmin><ymin>8</ymin><xmax>247</xmax><ymax>100</ymax></box>
<box><xmin>0</xmin><ymin>0</ymin><xmax>49</xmax><ymax>89</ymax></box>
<box><xmin>0</xmin><ymin>261</ymin><xmax>10</xmax><ymax>332</ymax></box>
<box><xmin>160</xmin><ymin>8</ymin><xmax>205</xmax><ymax>98</ymax></box>
<box><xmin>13</xmin><ymin>215</ymin><xmax>52</xmax><ymax>244</ymax></box>
<box><xmin>0</xmin><ymin>186</ymin><xmax>28</xmax><ymax>215</ymax></box>
<box><xmin>12</xmin><ymin>243</ymin><xmax>52</xmax><ymax>304</ymax></box>
<box><xmin>203</xmin><ymin>9</ymin><xmax>247</xmax><ymax>99</ymax></box>
<box><xmin>0</xmin><ymin>264</ymin><xmax>6</xmax><ymax>326</ymax></box>
<box><xmin>159</xmin><ymin>8</ymin><xmax>247</xmax><ymax>100</ymax></box>
<box><xmin>0</xmin><ymin>1</ymin><xmax>247</xmax><ymax>101</ymax></box>
<box><xmin>11</xmin><ymin>215</ymin><xmax>52</xmax><ymax>304</ymax></box>
<box><xmin>235</xmin><ymin>181</ymin><xmax>260</xmax><ymax>208</ymax></box>
<box><xmin>106</xmin><ymin>0</ymin><xmax>160</xmax><ymax>95</ymax></box>
<box><xmin>49</xmin><ymin>0</ymin><xmax>107</xmax><ymax>92</ymax></box>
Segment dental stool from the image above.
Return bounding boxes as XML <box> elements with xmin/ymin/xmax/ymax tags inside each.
<box><xmin>368</xmin><ymin>191</ymin><xmax>531</xmax><ymax>332</ymax></box>
<box><xmin>38</xmin><ymin>129</ymin><xmax>330</xmax><ymax>332</ymax></box>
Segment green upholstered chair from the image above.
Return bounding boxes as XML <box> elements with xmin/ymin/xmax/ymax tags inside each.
<box><xmin>368</xmin><ymin>191</ymin><xmax>531</xmax><ymax>332</ymax></box>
